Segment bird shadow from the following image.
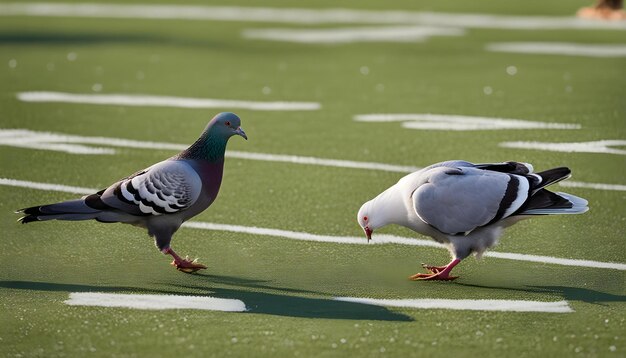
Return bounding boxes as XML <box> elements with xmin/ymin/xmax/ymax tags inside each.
<box><xmin>457</xmin><ymin>283</ymin><xmax>626</xmax><ymax>305</ymax></box>
<box><xmin>528</xmin><ymin>285</ymin><xmax>626</xmax><ymax>304</ymax></box>
<box><xmin>0</xmin><ymin>33</ymin><xmax>159</xmax><ymax>45</ymax></box>
<box><xmin>0</xmin><ymin>32</ymin><xmax>296</xmax><ymax>54</ymax></box>
<box><xmin>194</xmin><ymin>272</ymin><xmax>320</xmax><ymax>295</ymax></box>
<box><xmin>173</xmin><ymin>273</ymin><xmax>412</xmax><ymax>321</ymax></box>
<box><xmin>0</xmin><ymin>279</ymin><xmax>413</xmax><ymax>322</ymax></box>
<box><xmin>171</xmin><ymin>283</ymin><xmax>412</xmax><ymax>322</ymax></box>
<box><xmin>0</xmin><ymin>280</ymin><xmax>172</xmax><ymax>295</ymax></box>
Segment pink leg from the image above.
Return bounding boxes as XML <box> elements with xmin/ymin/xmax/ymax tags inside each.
<box><xmin>162</xmin><ymin>247</ymin><xmax>207</xmax><ymax>273</ymax></box>
<box><xmin>409</xmin><ymin>259</ymin><xmax>461</xmax><ymax>281</ymax></box>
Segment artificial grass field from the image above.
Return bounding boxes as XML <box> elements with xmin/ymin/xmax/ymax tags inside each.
<box><xmin>1</xmin><ymin>0</ymin><xmax>625</xmax><ymax>357</ymax></box>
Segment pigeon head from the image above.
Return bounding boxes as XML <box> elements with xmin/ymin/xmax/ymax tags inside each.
<box><xmin>358</xmin><ymin>186</ymin><xmax>406</xmax><ymax>242</ymax></box>
<box><xmin>357</xmin><ymin>201</ymin><xmax>375</xmax><ymax>242</ymax></box>
<box><xmin>180</xmin><ymin>112</ymin><xmax>247</xmax><ymax>161</ymax></box>
<box><xmin>207</xmin><ymin>112</ymin><xmax>247</xmax><ymax>141</ymax></box>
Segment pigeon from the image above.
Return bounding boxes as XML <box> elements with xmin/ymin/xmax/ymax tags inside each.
<box><xmin>357</xmin><ymin>160</ymin><xmax>588</xmax><ymax>281</ymax></box>
<box><xmin>17</xmin><ymin>112</ymin><xmax>247</xmax><ymax>273</ymax></box>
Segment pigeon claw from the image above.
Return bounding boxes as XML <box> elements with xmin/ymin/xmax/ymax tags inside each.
<box><xmin>421</xmin><ymin>263</ymin><xmax>449</xmax><ymax>274</ymax></box>
<box><xmin>171</xmin><ymin>258</ymin><xmax>207</xmax><ymax>274</ymax></box>
<box><xmin>409</xmin><ymin>272</ymin><xmax>459</xmax><ymax>281</ymax></box>
<box><xmin>410</xmin><ymin>259</ymin><xmax>461</xmax><ymax>281</ymax></box>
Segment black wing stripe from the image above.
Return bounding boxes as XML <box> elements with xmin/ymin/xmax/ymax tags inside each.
<box><xmin>487</xmin><ymin>174</ymin><xmax>520</xmax><ymax>225</ymax></box>
<box><xmin>475</xmin><ymin>162</ymin><xmax>530</xmax><ymax>174</ymax></box>
<box><xmin>114</xmin><ymin>183</ymin><xmax>135</xmax><ymax>205</ymax></box>
<box><xmin>126</xmin><ymin>180</ymin><xmax>138</xmax><ymax>194</ymax></box>
<box><xmin>139</xmin><ymin>197</ymin><xmax>168</xmax><ymax>214</ymax></box>
<box><xmin>84</xmin><ymin>193</ymin><xmax>115</xmax><ymax>211</ymax></box>
<box><xmin>127</xmin><ymin>181</ymin><xmax>144</xmax><ymax>203</ymax></box>
<box><xmin>156</xmin><ymin>191</ymin><xmax>166</xmax><ymax>201</ymax></box>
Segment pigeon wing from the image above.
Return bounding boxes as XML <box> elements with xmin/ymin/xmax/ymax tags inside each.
<box><xmin>473</xmin><ymin>161</ymin><xmax>534</xmax><ymax>175</ymax></box>
<box><xmin>100</xmin><ymin>160</ymin><xmax>202</xmax><ymax>216</ymax></box>
<box><xmin>411</xmin><ymin>167</ymin><xmax>529</xmax><ymax>235</ymax></box>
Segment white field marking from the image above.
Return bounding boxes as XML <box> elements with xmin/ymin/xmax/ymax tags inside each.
<box><xmin>558</xmin><ymin>181</ymin><xmax>626</xmax><ymax>192</ymax></box>
<box><xmin>0</xmin><ymin>178</ymin><xmax>95</xmax><ymax>195</ymax></box>
<box><xmin>486</xmin><ymin>42</ymin><xmax>626</xmax><ymax>58</ymax></box>
<box><xmin>354</xmin><ymin>114</ymin><xmax>581</xmax><ymax>131</ymax></box>
<box><xmin>17</xmin><ymin>92</ymin><xmax>320</xmax><ymax>111</ymax></box>
<box><xmin>242</xmin><ymin>26</ymin><xmax>464</xmax><ymax>44</ymax></box>
<box><xmin>0</xmin><ymin>129</ymin><xmax>419</xmax><ymax>173</ymax></box>
<box><xmin>334</xmin><ymin>297</ymin><xmax>573</xmax><ymax>313</ymax></box>
<box><xmin>2</xmin><ymin>129</ymin><xmax>625</xmax><ymax>190</ymax></box>
<box><xmin>499</xmin><ymin>140</ymin><xmax>626</xmax><ymax>155</ymax></box>
<box><xmin>0</xmin><ymin>129</ymin><xmax>118</xmax><ymax>155</ymax></box>
<box><xmin>65</xmin><ymin>292</ymin><xmax>246</xmax><ymax>312</ymax></box>
<box><xmin>0</xmin><ymin>129</ymin><xmax>623</xmax><ymax>191</ymax></box>
<box><xmin>2</xmin><ymin>3</ymin><xmax>626</xmax><ymax>30</ymax></box>
<box><xmin>0</xmin><ymin>129</ymin><xmax>185</xmax><ymax>155</ymax></box>
<box><xmin>483</xmin><ymin>252</ymin><xmax>626</xmax><ymax>270</ymax></box>
<box><xmin>181</xmin><ymin>222</ymin><xmax>626</xmax><ymax>271</ymax></box>
<box><xmin>183</xmin><ymin>222</ymin><xmax>442</xmax><ymax>248</ymax></box>
<box><xmin>2</xmin><ymin>177</ymin><xmax>625</xmax><ymax>270</ymax></box>
<box><xmin>226</xmin><ymin>150</ymin><xmax>420</xmax><ymax>173</ymax></box>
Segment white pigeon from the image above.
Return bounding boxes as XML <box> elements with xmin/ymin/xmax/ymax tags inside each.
<box><xmin>357</xmin><ymin>160</ymin><xmax>588</xmax><ymax>281</ymax></box>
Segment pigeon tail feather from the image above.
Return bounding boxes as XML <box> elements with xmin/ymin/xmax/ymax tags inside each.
<box><xmin>17</xmin><ymin>199</ymin><xmax>102</xmax><ymax>224</ymax></box>
<box><xmin>533</xmin><ymin>167</ymin><xmax>571</xmax><ymax>192</ymax></box>
<box><xmin>513</xmin><ymin>166</ymin><xmax>587</xmax><ymax>216</ymax></box>
<box><xmin>520</xmin><ymin>189</ymin><xmax>588</xmax><ymax>215</ymax></box>
<box><xmin>519</xmin><ymin>189</ymin><xmax>569</xmax><ymax>213</ymax></box>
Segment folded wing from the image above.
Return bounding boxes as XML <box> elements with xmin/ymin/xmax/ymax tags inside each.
<box><xmin>412</xmin><ymin>166</ymin><xmax>530</xmax><ymax>235</ymax></box>
<box><xmin>100</xmin><ymin>161</ymin><xmax>202</xmax><ymax>216</ymax></box>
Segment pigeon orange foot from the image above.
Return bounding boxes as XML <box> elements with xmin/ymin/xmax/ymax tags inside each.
<box><xmin>171</xmin><ymin>258</ymin><xmax>207</xmax><ymax>273</ymax></box>
<box><xmin>164</xmin><ymin>247</ymin><xmax>207</xmax><ymax>273</ymax></box>
<box><xmin>409</xmin><ymin>259</ymin><xmax>460</xmax><ymax>281</ymax></box>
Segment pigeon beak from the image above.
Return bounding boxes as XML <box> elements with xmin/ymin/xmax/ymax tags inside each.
<box><xmin>364</xmin><ymin>226</ymin><xmax>373</xmax><ymax>242</ymax></box>
<box><xmin>234</xmin><ymin>127</ymin><xmax>247</xmax><ymax>140</ymax></box>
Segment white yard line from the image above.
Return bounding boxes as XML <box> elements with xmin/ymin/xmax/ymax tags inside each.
<box><xmin>4</xmin><ymin>177</ymin><xmax>625</xmax><ymax>270</ymax></box>
<box><xmin>486</xmin><ymin>42</ymin><xmax>626</xmax><ymax>58</ymax></box>
<box><xmin>334</xmin><ymin>297</ymin><xmax>573</xmax><ymax>313</ymax></box>
<box><xmin>226</xmin><ymin>151</ymin><xmax>420</xmax><ymax>173</ymax></box>
<box><xmin>0</xmin><ymin>178</ymin><xmax>94</xmax><ymax>195</ymax></box>
<box><xmin>242</xmin><ymin>26</ymin><xmax>464</xmax><ymax>44</ymax></box>
<box><xmin>183</xmin><ymin>222</ymin><xmax>442</xmax><ymax>248</ymax></box>
<box><xmin>0</xmin><ymin>128</ymin><xmax>419</xmax><ymax>172</ymax></box>
<box><xmin>499</xmin><ymin>140</ymin><xmax>626</xmax><ymax>155</ymax></box>
<box><xmin>0</xmin><ymin>128</ymin><xmax>623</xmax><ymax>190</ymax></box>
<box><xmin>182</xmin><ymin>222</ymin><xmax>626</xmax><ymax>271</ymax></box>
<box><xmin>65</xmin><ymin>292</ymin><xmax>246</xmax><ymax>311</ymax></box>
<box><xmin>0</xmin><ymin>128</ymin><xmax>186</xmax><ymax>155</ymax></box>
<box><xmin>558</xmin><ymin>181</ymin><xmax>626</xmax><ymax>192</ymax></box>
<box><xmin>1</xmin><ymin>3</ymin><xmax>626</xmax><ymax>30</ymax></box>
<box><xmin>354</xmin><ymin>114</ymin><xmax>580</xmax><ymax>131</ymax></box>
<box><xmin>484</xmin><ymin>251</ymin><xmax>626</xmax><ymax>270</ymax></box>
<box><xmin>17</xmin><ymin>92</ymin><xmax>320</xmax><ymax>111</ymax></box>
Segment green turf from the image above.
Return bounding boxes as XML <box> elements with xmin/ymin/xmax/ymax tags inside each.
<box><xmin>1</xmin><ymin>1</ymin><xmax>625</xmax><ymax>357</ymax></box>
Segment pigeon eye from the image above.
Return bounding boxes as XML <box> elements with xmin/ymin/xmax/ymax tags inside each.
<box><xmin>363</xmin><ymin>216</ymin><xmax>368</xmax><ymax>221</ymax></box>
<box><xmin>225</xmin><ymin>121</ymin><xmax>231</xmax><ymax>126</ymax></box>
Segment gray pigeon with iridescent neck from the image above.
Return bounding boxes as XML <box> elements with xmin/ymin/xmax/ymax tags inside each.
<box><xmin>17</xmin><ymin>112</ymin><xmax>247</xmax><ymax>273</ymax></box>
<box><xmin>357</xmin><ymin>160</ymin><xmax>588</xmax><ymax>281</ymax></box>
